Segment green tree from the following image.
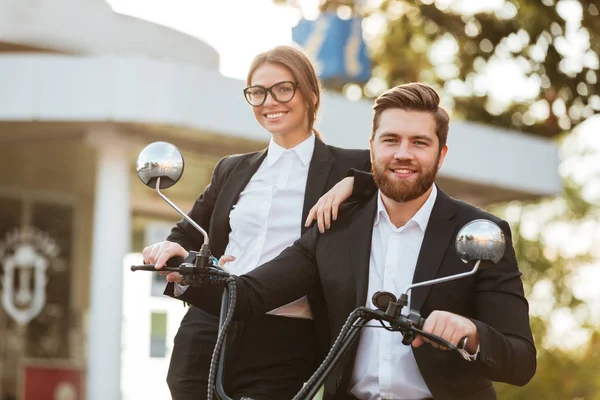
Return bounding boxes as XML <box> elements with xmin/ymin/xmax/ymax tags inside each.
<box><xmin>496</xmin><ymin>331</ymin><xmax>600</xmax><ymax>398</ymax></box>
<box><xmin>488</xmin><ymin>131</ymin><xmax>600</xmax><ymax>397</ymax></box>
<box><xmin>276</xmin><ymin>0</ymin><xmax>599</xmax><ymax>137</ymax></box>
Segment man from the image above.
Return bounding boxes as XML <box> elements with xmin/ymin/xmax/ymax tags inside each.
<box><xmin>167</xmin><ymin>83</ymin><xmax>537</xmax><ymax>400</ymax></box>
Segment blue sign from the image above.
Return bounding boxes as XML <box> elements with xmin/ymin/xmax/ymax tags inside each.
<box><xmin>292</xmin><ymin>13</ymin><xmax>372</xmax><ymax>87</ymax></box>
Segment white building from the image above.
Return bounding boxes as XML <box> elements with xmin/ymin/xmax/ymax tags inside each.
<box><xmin>0</xmin><ymin>1</ymin><xmax>561</xmax><ymax>399</ymax></box>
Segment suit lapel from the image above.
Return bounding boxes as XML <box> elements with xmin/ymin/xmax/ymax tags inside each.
<box><xmin>410</xmin><ymin>188</ymin><xmax>458</xmax><ymax>311</ymax></box>
<box><xmin>301</xmin><ymin>139</ymin><xmax>333</xmax><ymax>234</ymax></box>
<box><xmin>334</xmin><ymin>196</ymin><xmax>377</xmax><ymax>392</ymax></box>
<box><xmin>349</xmin><ymin>195</ymin><xmax>378</xmax><ymax>308</ymax></box>
<box><xmin>211</xmin><ymin>150</ymin><xmax>267</xmax><ymax>257</ymax></box>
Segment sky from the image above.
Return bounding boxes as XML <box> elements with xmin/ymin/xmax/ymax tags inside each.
<box><xmin>106</xmin><ymin>0</ymin><xmax>593</xmax><ymax>109</ymax></box>
<box><xmin>107</xmin><ymin>0</ymin><xmax>298</xmax><ymax>79</ymax></box>
<box><xmin>105</xmin><ymin>0</ymin><xmax>528</xmax><ymax>86</ymax></box>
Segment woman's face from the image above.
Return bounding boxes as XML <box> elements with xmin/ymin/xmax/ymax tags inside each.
<box><xmin>247</xmin><ymin>63</ymin><xmax>311</xmax><ymax>146</ymax></box>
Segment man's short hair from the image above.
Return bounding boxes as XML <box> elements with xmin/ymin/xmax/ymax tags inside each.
<box><xmin>371</xmin><ymin>82</ymin><xmax>449</xmax><ymax>150</ymax></box>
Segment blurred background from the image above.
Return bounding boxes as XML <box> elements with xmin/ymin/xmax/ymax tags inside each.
<box><xmin>0</xmin><ymin>0</ymin><xmax>598</xmax><ymax>399</ymax></box>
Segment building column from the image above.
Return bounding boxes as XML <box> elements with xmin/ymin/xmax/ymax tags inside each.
<box><xmin>85</xmin><ymin>129</ymin><xmax>132</xmax><ymax>400</ymax></box>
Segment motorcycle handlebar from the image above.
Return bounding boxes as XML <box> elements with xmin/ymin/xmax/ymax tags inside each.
<box><xmin>130</xmin><ymin>253</ymin><xmax>231</xmax><ymax>286</ymax></box>
<box><xmin>130</xmin><ymin>265</ymin><xmax>181</xmax><ymax>272</ymax></box>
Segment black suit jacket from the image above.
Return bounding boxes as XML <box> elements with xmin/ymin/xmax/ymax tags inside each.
<box><xmin>164</xmin><ymin>138</ymin><xmax>370</xmax><ymax>260</ymax></box>
<box><xmin>178</xmin><ymin>187</ymin><xmax>537</xmax><ymax>400</ymax></box>
<box><xmin>164</xmin><ymin>138</ymin><xmax>371</xmax><ymax>357</ymax></box>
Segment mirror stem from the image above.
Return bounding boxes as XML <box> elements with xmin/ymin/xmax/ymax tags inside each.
<box><xmin>156</xmin><ymin>177</ymin><xmax>210</xmax><ymax>247</ymax></box>
<box><xmin>399</xmin><ymin>260</ymin><xmax>481</xmax><ymax>308</ymax></box>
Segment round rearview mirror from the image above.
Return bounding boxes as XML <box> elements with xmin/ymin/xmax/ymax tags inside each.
<box><xmin>455</xmin><ymin>219</ymin><xmax>505</xmax><ymax>267</ymax></box>
<box><xmin>136</xmin><ymin>142</ymin><xmax>184</xmax><ymax>190</ymax></box>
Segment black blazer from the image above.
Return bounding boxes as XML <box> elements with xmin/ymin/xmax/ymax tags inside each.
<box><xmin>164</xmin><ymin>138</ymin><xmax>370</xmax><ymax>259</ymax></box>
<box><xmin>164</xmin><ymin>138</ymin><xmax>371</xmax><ymax>355</ymax></box>
<box><xmin>179</xmin><ymin>186</ymin><xmax>537</xmax><ymax>400</ymax></box>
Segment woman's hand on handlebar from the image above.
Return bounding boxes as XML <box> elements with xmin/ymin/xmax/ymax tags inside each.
<box><xmin>305</xmin><ymin>176</ymin><xmax>355</xmax><ymax>233</ymax></box>
<box><xmin>412</xmin><ymin>310</ymin><xmax>479</xmax><ymax>354</ymax></box>
<box><xmin>218</xmin><ymin>255</ymin><xmax>235</xmax><ymax>271</ymax></box>
<box><xmin>142</xmin><ymin>241</ymin><xmax>188</xmax><ymax>279</ymax></box>
<box><xmin>165</xmin><ymin>272</ymin><xmax>185</xmax><ymax>284</ymax></box>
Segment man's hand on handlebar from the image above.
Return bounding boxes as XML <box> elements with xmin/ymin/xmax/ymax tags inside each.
<box><xmin>142</xmin><ymin>241</ymin><xmax>189</xmax><ymax>284</ymax></box>
<box><xmin>412</xmin><ymin>310</ymin><xmax>479</xmax><ymax>354</ymax></box>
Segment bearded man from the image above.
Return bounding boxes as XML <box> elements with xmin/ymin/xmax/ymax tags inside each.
<box><xmin>165</xmin><ymin>82</ymin><xmax>536</xmax><ymax>400</ymax></box>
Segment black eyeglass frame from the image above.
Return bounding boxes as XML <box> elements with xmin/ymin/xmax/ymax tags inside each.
<box><xmin>243</xmin><ymin>81</ymin><xmax>299</xmax><ymax>107</ymax></box>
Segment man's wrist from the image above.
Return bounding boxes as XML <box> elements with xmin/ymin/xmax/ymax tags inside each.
<box><xmin>468</xmin><ymin>342</ymin><xmax>480</xmax><ymax>360</ymax></box>
<box><xmin>458</xmin><ymin>335</ymin><xmax>480</xmax><ymax>361</ymax></box>
<box><xmin>467</xmin><ymin>327</ymin><xmax>480</xmax><ymax>360</ymax></box>
<box><xmin>466</xmin><ymin>319</ymin><xmax>479</xmax><ymax>352</ymax></box>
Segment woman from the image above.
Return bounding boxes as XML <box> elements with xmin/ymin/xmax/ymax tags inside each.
<box><xmin>142</xmin><ymin>45</ymin><xmax>371</xmax><ymax>400</ymax></box>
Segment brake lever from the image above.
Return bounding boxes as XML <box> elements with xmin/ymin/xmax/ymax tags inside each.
<box><xmin>131</xmin><ymin>253</ymin><xmax>189</xmax><ymax>272</ymax></box>
<box><xmin>131</xmin><ymin>265</ymin><xmax>180</xmax><ymax>272</ymax></box>
<box><xmin>130</xmin><ymin>252</ymin><xmax>230</xmax><ymax>284</ymax></box>
<box><xmin>410</xmin><ymin>326</ymin><xmax>457</xmax><ymax>351</ymax></box>
<box><xmin>410</xmin><ymin>327</ymin><xmax>473</xmax><ymax>361</ymax></box>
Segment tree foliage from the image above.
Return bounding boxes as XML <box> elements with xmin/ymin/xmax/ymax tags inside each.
<box><xmin>276</xmin><ymin>0</ymin><xmax>599</xmax><ymax>138</ymax></box>
<box><xmin>274</xmin><ymin>0</ymin><xmax>600</xmax><ymax>397</ymax></box>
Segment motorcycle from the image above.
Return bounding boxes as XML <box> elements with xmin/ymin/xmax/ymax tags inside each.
<box><xmin>130</xmin><ymin>142</ymin><xmax>507</xmax><ymax>400</ymax></box>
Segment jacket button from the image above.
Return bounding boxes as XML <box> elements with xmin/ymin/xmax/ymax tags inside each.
<box><xmin>365</xmin><ymin>189</ymin><xmax>372</xmax><ymax>195</ymax></box>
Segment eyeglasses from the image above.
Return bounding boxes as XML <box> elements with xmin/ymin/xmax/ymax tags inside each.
<box><xmin>243</xmin><ymin>81</ymin><xmax>299</xmax><ymax>107</ymax></box>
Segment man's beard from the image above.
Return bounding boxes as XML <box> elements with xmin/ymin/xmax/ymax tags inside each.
<box><xmin>372</xmin><ymin>154</ymin><xmax>440</xmax><ymax>203</ymax></box>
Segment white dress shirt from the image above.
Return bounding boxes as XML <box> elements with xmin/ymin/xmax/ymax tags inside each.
<box><xmin>350</xmin><ymin>185</ymin><xmax>438</xmax><ymax>400</ymax></box>
<box><xmin>176</xmin><ymin>134</ymin><xmax>315</xmax><ymax>319</ymax></box>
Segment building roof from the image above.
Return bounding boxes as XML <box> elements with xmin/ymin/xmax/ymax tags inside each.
<box><xmin>0</xmin><ymin>54</ymin><xmax>562</xmax><ymax>204</ymax></box>
<box><xmin>0</xmin><ymin>0</ymin><xmax>219</xmax><ymax>69</ymax></box>
<box><xmin>0</xmin><ymin>0</ymin><xmax>563</xmax><ymax>204</ymax></box>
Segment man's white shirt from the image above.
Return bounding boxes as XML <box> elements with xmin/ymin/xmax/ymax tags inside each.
<box><xmin>175</xmin><ymin>143</ymin><xmax>447</xmax><ymax>397</ymax></box>
<box><xmin>350</xmin><ymin>186</ymin><xmax>438</xmax><ymax>400</ymax></box>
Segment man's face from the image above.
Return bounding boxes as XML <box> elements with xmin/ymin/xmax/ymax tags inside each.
<box><xmin>370</xmin><ymin>108</ymin><xmax>448</xmax><ymax>203</ymax></box>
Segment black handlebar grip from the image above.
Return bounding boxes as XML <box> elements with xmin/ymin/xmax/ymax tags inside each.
<box><xmin>130</xmin><ymin>265</ymin><xmax>184</xmax><ymax>272</ymax></box>
<box><xmin>165</xmin><ymin>255</ymin><xmax>185</xmax><ymax>269</ymax></box>
<box><xmin>131</xmin><ymin>255</ymin><xmax>186</xmax><ymax>272</ymax></box>
<box><xmin>131</xmin><ymin>265</ymin><xmax>158</xmax><ymax>272</ymax></box>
